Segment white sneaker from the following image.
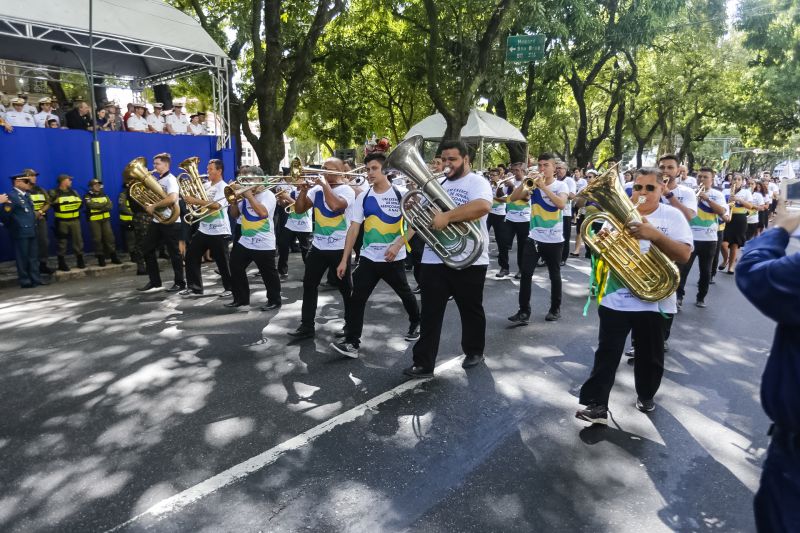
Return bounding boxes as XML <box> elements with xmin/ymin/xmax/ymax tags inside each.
<box><xmin>219</xmin><ymin>290</ymin><xmax>233</xmax><ymax>298</ymax></box>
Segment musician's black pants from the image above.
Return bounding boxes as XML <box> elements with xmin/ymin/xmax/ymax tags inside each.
<box><xmin>487</xmin><ymin>213</ymin><xmax>510</xmax><ymax>270</ymax></box>
<box><xmin>412</xmin><ymin>264</ymin><xmax>487</xmax><ymax>371</ymax></box>
<box><xmin>277</xmin><ymin>229</ymin><xmax>311</xmax><ymax>274</ymax></box>
<box><xmin>186</xmin><ymin>232</ymin><xmax>232</xmax><ymax>293</ymax></box>
<box><xmin>229</xmin><ymin>243</ymin><xmax>281</xmax><ymax>306</ymax></box>
<box><xmin>300</xmin><ymin>247</ymin><xmax>352</xmax><ymax>329</ymax></box>
<box><xmin>504</xmin><ymin>220</ymin><xmax>529</xmax><ymax>271</ymax></box>
<box><xmin>346</xmin><ymin>258</ymin><xmax>420</xmax><ymax>346</ymax></box>
<box><xmin>677</xmin><ymin>240</ymin><xmax>716</xmax><ymax>302</ymax></box>
<box><xmin>711</xmin><ymin>230</ymin><xmax>724</xmax><ymax>274</ymax></box>
<box><xmin>519</xmin><ymin>239</ymin><xmax>563</xmax><ymax>314</ymax></box>
<box><xmin>142</xmin><ymin>222</ymin><xmax>184</xmax><ymax>286</ymax></box>
<box><xmin>561</xmin><ymin>215</ymin><xmax>572</xmax><ymax>262</ymax></box>
<box><xmin>579</xmin><ymin>306</ymin><xmax>666</xmax><ymax>406</ymax></box>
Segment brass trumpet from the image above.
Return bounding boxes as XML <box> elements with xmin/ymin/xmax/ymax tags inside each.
<box><xmin>695</xmin><ymin>184</ymin><xmax>706</xmax><ymax>199</ymax></box>
<box><xmin>523</xmin><ymin>173</ymin><xmax>542</xmax><ymax>192</ymax></box>
<box><xmin>224</xmin><ymin>183</ymin><xmax>265</xmax><ymax>205</ymax></box>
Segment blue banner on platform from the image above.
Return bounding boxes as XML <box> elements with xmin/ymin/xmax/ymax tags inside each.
<box><xmin>0</xmin><ymin>129</ymin><xmax>235</xmax><ymax>262</ymax></box>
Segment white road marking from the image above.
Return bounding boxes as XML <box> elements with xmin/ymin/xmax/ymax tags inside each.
<box><xmin>105</xmin><ymin>356</ymin><xmax>463</xmax><ymax>531</ymax></box>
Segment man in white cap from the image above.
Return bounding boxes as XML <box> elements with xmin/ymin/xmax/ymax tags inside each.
<box><xmin>147</xmin><ymin>102</ymin><xmax>166</xmax><ymax>133</ymax></box>
<box><xmin>18</xmin><ymin>93</ymin><xmax>37</xmax><ymax>115</ymax></box>
<box><xmin>34</xmin><ymin>97</ymin><xmax>59</xmax><ymax>128</ymax></box>
<box><xmin>126</xmin><ymin>102</ymin><xmax>148</xmax><ymax>132</ymax></box>
<box><xmin>166</xmin><ymin>99</ymin><xmax>189</xmax><ymax>135</ymax></box>
<box><xmin>4</xmin><ymin>97</ymin><xmax>36</xmax><ymax>128</ymax></box>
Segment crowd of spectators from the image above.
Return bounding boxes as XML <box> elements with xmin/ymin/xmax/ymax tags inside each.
<box><xmin>0</xmin><ymin>91</ymin><xmax>210</xmax><ymax>135</ymax></box>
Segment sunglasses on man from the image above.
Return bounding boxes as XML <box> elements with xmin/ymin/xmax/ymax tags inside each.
<box><xmin>632</xmin><ymin>183</ymin><xmax>659</xmax><ymax>192</ymax></box>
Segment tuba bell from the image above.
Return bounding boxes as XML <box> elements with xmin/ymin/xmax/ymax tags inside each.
<box><xmin>384</xmin><ymin>135</ymin><xmax>484</xmax><ymax>270</ymax></box>
<box><xmin>123</xmin><ymin>157</ymin><xmax>179</xmax><ymax>224</ymax></box>
<box><xmin>577</xmin><ymin>164</ymin><xmax>679</xmax><ymax>302</ymax></box>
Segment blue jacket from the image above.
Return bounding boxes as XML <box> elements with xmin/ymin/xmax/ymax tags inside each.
<box><xmin>1</xmin><ymin>188</ymin><xmax>37</xmax><ymax>239</ymax></box>
<box><xmin>736</xmin><ymin>228</ymin><xmax>800</xmax><ymax>431</ymax></box>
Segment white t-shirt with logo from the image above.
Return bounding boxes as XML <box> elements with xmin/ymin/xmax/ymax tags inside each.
<box><xmin>749</xmin><ymin>192</ymin><xmax>765</xmax><ymax>224</ymax></box>
<box><xmin>284</xmin><ymin>188</ymin><xmax>313</xmax><ymax>232</ymax></box>
<box><xmin>560</xmin><ymin>176</ymin><xmax>577</xmax><ymax>217</ymax></box>
<box><xmin>767</xmin><ymin>182</ymin><xmax>780</xmax><ymax>200</ymax></box>
<box><xmin>528</xmin><ymin>179</ymin><xmax>569</xmax><ymax>243</ymax></box>
<box><xmin>421</xmin><ymin>172</ymin><xmax>493</xmax><ymax>266</ymax></box>
<box><xmin>682</xmin><ymin>176</ymin><xmax>698</xmax><ymax>188</ymax></box>
<box><xmin>155</xmin><ymin>173</ymin><xmax>181</xmax><ymax>224</ymax></box>
<box><xmin>725</xmin><ymin>187</ymin><xmax>753</xmax><ymax>215</ymax></box>
<box><xmin>661</xmin><ymin>184</ymin><xmax>698</xmax><ymax>219</ymax></box>
<box><xmin>600</xmin><ymin>203</ymin><xmax>693</xmax><ymax>314</ymax></box>
<box><xmin>690</xmin><ymin>188</ymin><xmax>728</xmax><ymax>241</ymax></box>
<box><xmin>307</xmin><ymin>184</ymin><xmax>355</xmax><ymax>250</ymax></box>
<box><xmin>504</xmin><ymin>180</ymin><xmax>530</xmax><ymax>223</ymax></box>
<box><xmin>490</xmin><ymin>184</ymin><xmax>510</xmax><ymax>216</ymax></box>
<box><xmin>351</xmin><ymin>187</ymin><xmax>406</xmax><ymax>262</ymax></box>
<box><xmin>576</xmin><ymin>177</ymin><xmax>588</xmax><ymax>193</ymax></box>
<box><xmin>198</xmin><ymin>180</ymin><xmax>231</xmax><ymax>236</ymax></box>
<box><xmin>238</xmin><ymin>189</ymin><xmax>276</xmax><ymax>250</ymax></box>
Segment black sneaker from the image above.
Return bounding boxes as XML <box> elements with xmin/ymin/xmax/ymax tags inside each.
<box><xmin>495</xmin><ymin>268</ymin><xmax>509</xmax><ymax>278</ymax></box>
<box><xmin>545</xmin><ymin>309</ymin><xmax>560</xmax><ymax>321</ymax></box>
<box><xmin>695</xmin><ymin>300</ymin><xmax>706</xmax><ymax>308</ymax></box>
<box><xmin>260</xmin><ymin>302</ymin><xmax>281</xmax><ymax>311</ymax></box>
<box><xmin>279</xmin><ymin>273</ymin><xmax>289</xmax><ymax>281</ymax></box>
<box><xmin>411</xmin><ymin>285</ymin><xmax>421</xmax><ymax>294</ymax></box>
<box><xmin>288</xmin><ymin>326</ymin><xmax>315</xmax><ymax>339</ymax></box>
<box><xmin>330</xmin><ymin>342</ymin><xmax>359</xmax><ymax>359</ymax></box>
<box><xmin>636</xmin><ymin>398</ymin><xmax>656</xmax><ymax>413</ymax></box>
<box><xmin>507</xmin><ymin>310</ymin><xmax>530</xmax><ymax>324</ymax></box>
<box><xmin>575</xmin><ymin>403</ymin><xmax>608</xmax><ymax>425</ymax></box>
<box><xmin>709</xmin><ymin>277</ymin><xmax>716</xmax><ymax>285</ymax></box>
<box><xmin>513</xmin><ymin>272</ymin><xmax>522</xmax><ymax>280</ymax></box>
<box><xmin>405</xmin><ymin>322</ymin><xmax>420</xmax><ymax>341</ymax></box>
<box><xmin>166</xmin><ymin>283</ymin><xmax>186</xmax><ymax>293</ymax></box>
<box><xmin>137</xmin><ymin>282</ymin><xmax>163</xmax><ymax>292</ymax></box>
<box><xmin>403</xmin><ymin>366</ymin><xmax>433</xmax><ymax>379</ymax></box>
<box><xmin>462</xmin><ymin>354</ymin><xmax>484</xmax><ymax>368</ymax></box>
<box><xmin>179</xmin><ymin>288</ymin><xmax>202</xmax><ymax>296</ymax></box>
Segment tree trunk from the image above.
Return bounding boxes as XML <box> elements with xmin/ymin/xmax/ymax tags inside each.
<box><xmin>47</xmin><ymin>80</ymin><xmax>67</xmax><ymax>106</ymax></box>
<box><xmin>612</xmin><ymin>96</ymin><xmax>625</xmax><ymax>161</ymax></box>
<box><xmin>492</xmin><ymin>96</ymin><xmax>527</xmax><ymax>163</ymax></box>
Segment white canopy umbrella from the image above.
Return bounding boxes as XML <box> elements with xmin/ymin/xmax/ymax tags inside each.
<box><xmin>404</xmin><ymin>108</ymin><xmax>527</xmax><ymax>169</ymax></box>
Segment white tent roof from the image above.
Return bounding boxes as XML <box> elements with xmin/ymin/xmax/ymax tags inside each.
<box><xmin>0</xmin><ymin>0</ymin><xmax>227</xmax><ymax>82</ymax></box>
<box><xmin>404</xmin><ymin>109</ymin><xmax>527</xmax><ymax>143</ymax></box>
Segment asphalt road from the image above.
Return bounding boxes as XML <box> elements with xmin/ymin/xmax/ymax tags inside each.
<box><xmin>1</xmin><ymin>233</ymin><xmax>791</xmax><ymax>533</ymax></box>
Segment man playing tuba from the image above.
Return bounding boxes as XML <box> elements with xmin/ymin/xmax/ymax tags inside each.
<box><xmin>576</xmin><ymin>167</ymin><xmax>692</xmax><ymax>425</ymax></box>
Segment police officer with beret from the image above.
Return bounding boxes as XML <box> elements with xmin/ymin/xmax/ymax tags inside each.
<box><xmin>0</xmin><ymin>173</ymin><xmax>50</xmax><ymax>287</ymax></box>
<box><xmin>84</xmin><ymin>179</ymin><xmax>122</xmax><ymax>267</ymax></box>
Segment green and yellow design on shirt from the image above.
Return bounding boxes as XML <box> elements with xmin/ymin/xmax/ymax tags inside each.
<box><xmin>240</xmin><ymin>200</ymin><xmax>270</xmax><ymax>237</ymax></box>
<box><xmin>530</xmin><ymin>189</ymin><xmax>561</xmax><ymax>230</ymax></box>
<box><xmin>363</xmin><ymin>195</ymin><xmax>402</xmax><ymax>245</ymax></box>
<box><xmin>313</xmin><ymin>194</ymin><xmax>347</xmax><ymax>236</ymax></box>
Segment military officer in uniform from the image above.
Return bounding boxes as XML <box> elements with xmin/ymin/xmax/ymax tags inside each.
<box><xmin>147</xmin><ymin>102</ymin><xmax>166</xmax><ymax>133</ymax></box>
<box><xmin>165</xmin><ymin>99</ymin><xmax>189</xmax><ymax>135</ymax></box>
<box><xmin>34</xmin><ymin>97</ymin><xmax>59</xmax><ymax>128</ymax></box>
<box><xmin>18</xmin><ymin>92</ymin><xmax>37</xmax><ymax>115</ymax></box>
<box><xmin>4</xmin><ymin>97</ymin><xmax>36</xmax><ymax>128</ymax></box>
<box><xmin>1</xmin><ymin>173</ymin><xmax>49</xmax><ymax>287</ymax></box>
<box><xmin>49</xmin><ymin>174</ymin><xmax>85</xmax><ymax>271</ymax></box>
<box><xmin>126</xmin><ymin>102</ymin><xmax>148</xmax><ymax>132</ymax></box>
<box><xmin>19</xmin><ymin>169</ymin><xmax>54</xmax><ymax>274</ymax></box>
<box><xmin>84</xmin><ymin>179</ymin><xmax>121</xmax><ymax>266</ymax></box>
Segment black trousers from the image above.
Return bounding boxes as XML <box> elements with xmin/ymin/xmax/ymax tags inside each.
<box><xmin>408</xmin><ymin>234</ymin><xmax>424</xmax><ymax>284</ymax></box>
<box><xmin>487</xmin><ymin>213</ymin><xmax>510</xmax><ymax>270</ymax></box>
<box><xmin>412</xmin><ymin>264</ymin><xmax>487</xmax><ymax>370</ymax></box>
<box><xmin>186</xmin><ymin>232</ymin><xmax>232</xmax><ymax>292</ymax></box>
<box><xmin>301</xmin><ymin>247</ymin><xmax>352</xmax><ymax>328</ymax></box>
<box><xmin>677</xmin><ymin>240</ymin><xmax>716</xmax><ymax>301</ymax></box>
<box><xmin>346</xmin><ymin>258</ymin><xmax>420</xmax><ymax>345</ymax></box>
<box><xmin>142</xmin><ymin>222</ymin><xmax>184</xmax><ymax>286</ymax></box>
<box><xmin>277</xmin><ymin>228</ymin><xmax>311</xmax><ymax>274</ymax></box>
<box><xmin>504</xmin><ymin>220</ymin><xmax>529</xmax><ymax>271</ymax></box>
<box><xmin>519</xmin><ymin>239</ymin><xmax>563</xmax><ymax>314</ymax></box>
<box><xmin>711</xmin><ymin>230</ymin><xmax>724</xmax><ymax>273</ymax></box>
<box><xmin>561</xmin><ymin>215</ymin><xmax>572</xmax><ymax>262</ymax></box>
<box><xmin>229</xmin><ymin>242</ymin><xmax>281</xmax><ymax>305</ymax></box>
<box><xmin>579</xmin><ymin>306</ymin><xmax>667</xmax><ymax>406</ymax></box>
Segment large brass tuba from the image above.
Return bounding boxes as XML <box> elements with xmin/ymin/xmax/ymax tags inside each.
<box><xmin>122</xmin><ymin>157</ymin><xmax>179</xmax><ymax>224</ymax></box>
<box><xmin>577</xmin><ymin>165</ymin><xmax>679</xmax><ymax>302</ymax></box>
<box><xmin>385</xmin><ymin>135</ymin><xmax>484</xmax><ymax>270</ymax></box>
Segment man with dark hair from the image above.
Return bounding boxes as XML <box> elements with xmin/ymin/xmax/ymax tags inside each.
<box><xmin>137</xmin><ymin>152</ymin><xmax>186</xmax><ymax>293</ymax></box>
<box><xmin>576</xmin><ymin>168</ymin><xmax>692</xmax><ymax>424</ymax></box>
<box><xmin>404</xmin><ymin>139</ymin><xmax>492</xmax><ymax>378</ymax></box>
<box><xmin>181</xmin><ymin>159</ymin><xmax>233</xmax><ymax>296</ymax></box>
<box><xmin>330</xmin><ymin>152</ymin><xmax>420</xmax><ymax>358</ymax></box>
<box><xmin>556</xmin><ymin>160</ymin><xmax>577</xmax><ymax>265</ymax></box>
<box><xmin>676</xmin><ymin>167</ymin><xmax>728</xmax><ymax>308</ymax></box>
<box><xmin>84</xmin><ymin>179</ymin><xmax>121</xmax><ymax>266</ymax></box>
<box><xmin>1</xmin><ymin>173</ymin><xmax>49</xmax><ymax>287</ymax></box>
<box><xmin>508</xmin><ymin>152</ymin><xmax>569</xmax><ymax>323</ymax></box>
<box><xmin>658</xmin><ymin>154</ymin><xmax>697</xmax><ymax>222</ymax></box>
<box><xmin>49</xmin><ymin>174</ymin><xmax>85</xmax><ymax>271</ymax></box>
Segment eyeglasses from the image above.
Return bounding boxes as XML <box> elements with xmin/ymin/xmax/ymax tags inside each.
<box><xmin>632</xmin><ymin>183</ymin><xmax>658</xmax><ymax>192</ymax></box>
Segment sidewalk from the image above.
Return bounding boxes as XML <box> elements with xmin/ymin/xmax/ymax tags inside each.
<box><xmin>0</xmin><ymin>255</ymin><xmax>167</xmax><ymax>289</ymax></box>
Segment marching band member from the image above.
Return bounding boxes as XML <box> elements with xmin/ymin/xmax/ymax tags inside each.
<box><xmin>276</xmin><ymin>184</ymin><xmax>312</xmax><ymax>280</ymax></box>
<box><xmin>287</xmin><ymin>158</ymin><xmax>355</xmax><ymax>338</ymax></box>
<box><xmin>405</xmin><ymin>140</ymin><xmax>492</xmax><ymax>378</ymax></box>
<box><xmin>487</xmin><ymin>168</ymin><xmax>512</xmax><ymax>278</ymax></box>
<box><xmin>226</xmin><ymin>166</ymin><xmax>282</xmax><ymax>310</ymax></box>
<box><xmin>658</xmin><ymin>154</ymin><xmax>697</xmax><ymax>221</ymax></box>
<box><xmin>721</xmin><ymin>174</ymin><xmax>754</xmax><ymax>274</ymax></box>
<box><xmin>676</xmin><ymin>167</ymin><xmax>728</xmax><ymax>308</ymax></box>
<box><xmin>182</xmin><ymin>159</ymin><xmax>233</xmax><ymax>296</ymax></box>
<box><xmin>503</xmin><ymin>162</ymin><xmax>531</xmax><ymax>279</ymax></box>
<box><xmin>330</xmin><ymin>152</ymin><xmax>420</xmax><ymax>358</ymax></box>
<box><xmin>137</xmin><ymin>153</ymin><xmax>186</xmax><ymax>293</ymax></box>
<box><xmin>576</xmin><ymin>168</ymin><xmax>692</xmax><ymax>424</ymax></box>
<box><xmin>557</xmin><ymin>160</ymin><xmax>577</xmax><ymax>265</ymax></box>
<box><xmin>507</xmin><ymin>153</ymin><xmax>569</xmax><ymax>324</ymax></box>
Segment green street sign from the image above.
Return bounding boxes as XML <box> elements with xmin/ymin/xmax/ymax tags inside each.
<box><xmin>506</xmin><ymin>34</ymin><xmax>545</xmax><ymax>62</ymax></box>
